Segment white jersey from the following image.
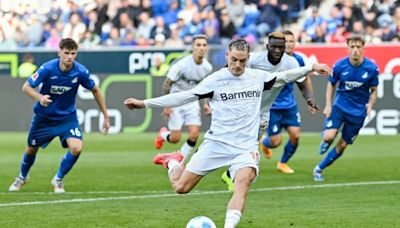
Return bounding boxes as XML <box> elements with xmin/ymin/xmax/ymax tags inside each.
<box><xmin>144</xmin><ymin>65</ymin><xmax>312</xmax><ymax>150</ymax></box>
<box><xmin>247</xmin><ymin>51</ymin><xmax>301</xmax><ymax>126</ymax></box>
<box><xmin>167</xmin><ymin>54</ymin><xmax>212</xmax><ymax>93</ymax></box>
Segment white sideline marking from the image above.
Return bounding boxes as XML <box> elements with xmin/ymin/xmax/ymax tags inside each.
<box><xmin>0</xmin><ymin>180</ymin><xmax>399</xmax><ymax>208</ymax></box>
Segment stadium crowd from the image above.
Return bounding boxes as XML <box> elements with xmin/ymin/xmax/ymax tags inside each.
<box><xmin>0</xmin><ymin>0</ymin><xmax>399</xmax><ymax>49</ymax></box>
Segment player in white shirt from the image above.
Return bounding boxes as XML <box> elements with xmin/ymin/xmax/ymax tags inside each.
<box><xmin>154</xmin><ymin>34</ymin><xmax>213</xmax><ymax>164</ymax></box>
<box><xmin>124</xmin><ymin>39</ymin><xmax>331</xmax><ymax>228</ymax></box>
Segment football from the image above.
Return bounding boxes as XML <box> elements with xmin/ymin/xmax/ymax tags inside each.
<box><xmin>186</xmin><ymin>216</ymin><xmax>217</xmax><ymax>228</ymax></box>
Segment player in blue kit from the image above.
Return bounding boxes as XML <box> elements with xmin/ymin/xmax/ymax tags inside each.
<box><xmin>260</xmin><ymin>30</ymin><xmax>318</xmax><ymax>174</ymax></box>
<box><xmin>313</xmin><ymin>35</ymin><xmax>379</xmax><ymax>181</ymax></box>
<box><xmin>9</xmin><ymin>38</ymin><xmax>110</xmax><ymax>193</ymax></box>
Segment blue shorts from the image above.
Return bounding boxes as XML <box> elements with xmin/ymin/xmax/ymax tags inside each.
<box><xmin>267</xmin><ymin>106</ymin><xmax>301</xmax><ymax>136</ymax></box>
<box><xmin>323</xmin><ymin>106</ymin><xmax>365</xmax><ymax>144</ymax></box>
<box><xmin>27</xmin><ymin>116</ymin><xmax>83</xmax><ymax>148</ymax></box>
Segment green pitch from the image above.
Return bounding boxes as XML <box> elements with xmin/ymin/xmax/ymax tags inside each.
<box><xmin>0</xmin><ymin>132</ymin><xmax>399</xmax><ymax>227</ymax></box>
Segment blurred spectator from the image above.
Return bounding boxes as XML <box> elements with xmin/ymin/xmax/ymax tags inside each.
<box><xmin>352</xmin><ymin>20</ymin><xmax>365</xmax><ymax>35</ymax></box>
<box><xmin>80</xmin><ymin>30</ymin><xmax>101</xmax><ymax>48</ymax></box>
<box><xmin>227</xmin><ymin>0</ymin><xmax>245</xmax><ymax>28</ymax></box>
<box><xmin>45</xmin><ymin>27</ymin><xmax>62</xmax><ymax>49</ymax></box>
<box><xmin>325</xmin><ymin>5</ymin><xmax>343</xmax><ymax>34</ymax></box>
<box><xmin>104</xmin><ymin>27</ymin><xmax>121</xmax><ymax>46</ymax></box>
<box><xmin>136</xmin><ymin>11</ymin><xmax>155</xmax><ymax>39</ymax></box>
<box><xmin>142</xmin><ymin>0</ymin><xmax>154</xmax><ymax>17</ymax></box>
<box><xmin>300</xmin><ymin>6</ymin><xmax>324</xmax><ymax>42</ymax></box>
<box><xmin>162</xmin><ymin>0</ymin><xmax>180</xmax><ymax>26</ymax></box>
<box><xmin>257</xmin><ymin>0</ymin><xmax>281</xmax><ymax>37</ymax></box>
<box><xmin>63</xmin><ymin>12</ymin><xmax>86</xmax><ymax>43</ymax></box>
<box><xmin>150</xmin><ymin>55</ymin><xmax>169</xmax><ymax>77</ymax></box>
<box><xmin>120</xmin><ymin>31</ymin><xmax>136</xmax><ymax>46</ymax></box>
<box><xmin>18</xmin><ymin>53</ymin><xmax>37</xmax><ymax>78</ymax></box>
<box><xmin>177</xmin><ymin>0</ymin><xmax>198</xmax><ymax>24</ymax></box>
<box><xmin>25</xmin><ymin>14</ymin><xmax>43</xmax><ymax>47</ymax></box>
<box><xmin>341</xmin><ymin>6</ymin><xmax>356</xmax><ymax>33</ymax></box>
<box><xmin>327</xmin><ymin>22</ymin><xmax>350</xmax><ymax>43</ymax></box>
<box><xmin>150</xmin><ymin>16</ymin><xmax>171</xmax><ymax>45</ymax></box>
<box><xmin>87</xmin><ymin>10</ymin><xmax>103</xmax><ymax>36</ymax></box>
<box><xmin>204</xmin><ymin>26</ymin><xmax>221</xmax><ymax>44</ymax></box>
<box><xmin>47</xmin><ymin>0</ymin><xmax>62</xmax><ymax>26</ymax></box>
<box><xmin>180</xmin><ymin>12</ymin><xmax>203</xmax><ymax>44</ymax></box>
<box><xmin>165</xmin><ymin>26</ymin><xmax>185</xmax><ymax>47</ymax></box>
<box><xmin>311</xmin><ymin>24</ymin><xmax>326</xmax><ymax>43</ymax></box>
<box><xmin>219</xmin><ymin>9</ymin><xmax>236</xmax><ymax>43</ymax></box>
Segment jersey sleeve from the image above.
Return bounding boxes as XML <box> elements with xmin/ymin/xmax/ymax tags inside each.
<box><xmin>369</xmin><ymin>66</ymin><xmax>379</xmax><ymax>87</ymax></box>
<box><xmin>27</xmin><ymin>65</ymin><xmax>49</xmax><ymax>88</ymax></box>
<box><xmin>80</xmin><ymin>69</ymin><xmax>96</xmax><ymax>90</ymax></box>
<box><xmin>191</xmin><ymin>74</ymin><xmax>215</xmax><ymax>98</ymax></box>
<box><xmin>166</xmin><ymin>62</ymin><xmax>183</xmax><ymax>82</ymax></box>
<box><xmin>329</xmin><ymin>63</ymin><xmax>340</xmax><ymax>85</ymax></box>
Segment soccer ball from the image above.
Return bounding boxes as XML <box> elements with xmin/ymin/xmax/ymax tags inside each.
<box><xmin>186</xmin><ymin>216</ymin><xmax>217</xmax><ymax>228</ymax></box>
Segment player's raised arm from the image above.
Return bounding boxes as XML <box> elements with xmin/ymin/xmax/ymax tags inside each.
<box><xmin>271</xmin><ymin>63</ymin><xmax>331</xmax><ymax>87</ymax></box>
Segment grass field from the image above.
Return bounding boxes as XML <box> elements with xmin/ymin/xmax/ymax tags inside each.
<box><xmin>0</xmin><ymin>132</ymin><xmax>399</xmax><ymax>227</ymax></box>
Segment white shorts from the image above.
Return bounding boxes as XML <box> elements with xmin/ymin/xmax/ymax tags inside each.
<box><xmin>186</xmin><ymin>139</ymin><xmax>260</xmax><ymax>181</ymax></box>
<box><xmin>168</xmin><ymin>101</ymin><xmax>201</xmax><ymax>131</ymax></box>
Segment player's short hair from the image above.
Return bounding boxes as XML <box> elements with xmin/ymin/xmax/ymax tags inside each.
<box><xmin>346</xmin><ymin>34</ymin><xmax>365</xmax><ymax>46</ymax></box>
<box><xmin>228</xmin><ymin>38</ymin><xmax>250</xmax><ymax>53</ymax></box>
<box><xmin>59</xmin><ymin>38</ymin><xmax>78</xmax><ymax>50</ymax></box>
<box><xmin>282</xmin><ymin>30</ymin><xmax>294</xmax><ymax>36</ymax></box>
<box><xmin>268</xmin><ymin>31</ymin><xmax>286</xmax><ymax>41</ymax></box>
<box><xmin>192</xmin><ymin>34</ymin><xmax>208</xmax><ymax>43</ymax></box>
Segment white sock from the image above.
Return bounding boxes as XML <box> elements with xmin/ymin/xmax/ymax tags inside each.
<box><xmin>161</xmin><ymin>130</ymin><xmax>171</xmax><ymax>141</ymax></box>
<box><xmin>167</xmin><ymin>159</ymin><xmax>181</xmax><ymax>176</ymax></box>
<box><xmin>224</xmin><ymin>209</ymin><xmax>242</xmax><ymax>228</ymax></box>
<box><xmin>180</xmin><ymin>142</ymin><xmax>193</xmax><ymax>163</ymax></box>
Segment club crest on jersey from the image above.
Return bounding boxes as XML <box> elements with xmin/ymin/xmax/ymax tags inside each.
<box><xmin>50</xmin><ymin>85</ymin><xmax>72</xmax><ymax>94</ymax></box>
<box><xmin>345</xmin><ymin>81</ymin><xmax>363</xmax><ymax>90</ymax></box>
<box><xmin>31</xmin><ymin>72</ymin><xmax>39</xmax><ymax>81</ymax></box>
<box><xmin>71</xmin><ymin>77</ymin><xmax>78</xmax><ymax>83</ymax></box>
<box><xmin>220</xmin><ymin>89</ymin><xmax>261</xmax><ymax>101</ymax></box>
<box><xmin>361</xmin><ymin>72</ymin><xmax>368</xmax><ymax>79</ymax></box>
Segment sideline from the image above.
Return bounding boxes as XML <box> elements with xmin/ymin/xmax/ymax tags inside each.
<box><xmin>1</xmin><ymin>180</ymin><xmax>399</xmax><ymax>207</ymax></box>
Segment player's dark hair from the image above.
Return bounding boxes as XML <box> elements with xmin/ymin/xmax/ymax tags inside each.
<box><xmin>228</xmin><ymin>38</ymin><xmax>250</xmax><ymax>53</ymax></box>
<box><xmin>282</xmin><ymin>30</ymin><xmax>294</xmax><ymax>36</ymax></box>
<box><xmin>346</xmin><ymin>34</ymin><xmax>365</xmax><ymax>46</ymax></box>
<box><xmin>59</xmin><ymin>38</ymin><xmax>78</xmax><ymax>50</ymax></box>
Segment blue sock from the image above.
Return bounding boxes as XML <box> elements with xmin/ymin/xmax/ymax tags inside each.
<box><xmin>19</xmin><ymin>152</ymin><xmax>36</xmax><ymax>179</ymax></box>
<box><xmin>318</xmin><ymin>147</ymin><xmax>342</xmax><ymax>170</ymax></box>
<box><xmin>56</xmin><ymin>151</ymin><xmax>80</xmax><ymax>179</ymax></box>
<box><xmin>319</xmin><ymin>141</ymin><xmax>331</xmax><ymax>155</ymax></box>
<box><xmin>280</xmin><ymin>141</ymin><xmax>298</xmax><ymax>163</ymax></box>
<box><xmin>262</xmin><ymin>136</ymin><xmax>272</xmax><ymax>148</ymax></box>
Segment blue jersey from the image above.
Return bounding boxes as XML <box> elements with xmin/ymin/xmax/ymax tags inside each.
<box><xmin>330</xmin><ymin>57</ymin><xmax>379</xmax><ymax>117</ymax></box>
<box><xmin>27</xmin><ymin>59</ymin><xmax>95</xmax><ymax>120</ymax></box>
<box><xmin>271</xmin><ymin>53</ymin><xmax>305</xmax><ymax>110</ymax></box>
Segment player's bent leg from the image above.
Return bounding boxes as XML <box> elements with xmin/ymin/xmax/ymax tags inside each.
<box><xmin>53</xmin><ymin>138</ymin><xmax>83</xmax><ymax>193</ymax></box>
<box><xmin>9</xmin><ymin>146</ymin><xmax>39</xmax><ymax>192</ymax></box>
<box><xmin>319</xmin><ymin>129</ymin><xmax>338</xmax><ymax>155</ymax></box>
<box><xmin>171</xmin><ymin>170</ymin><xmax>203</xmax><ymax>194</ymax></box>
<box><xmin>154</xmin><ymin>127</ymin><xmax>170</xmax><ymax>149</ymax></box>
<box><xmin>259</xmin><ymin>135</ymin><xmax>273</xmax><ymax>159</ymax></box>
<box><xmin>225</xmin><ymin>167</ymin><xmax>256</xmax><ymax>228</ymax></box>
<box><xmin>314</xmin><ymin>139</ymin><xmax>346</xmax><ymax>181</ymax></box>
<box><xmin>277</xmin><ymin>127</ymin><xmax>299</xmax><ymax>174</ymax></box>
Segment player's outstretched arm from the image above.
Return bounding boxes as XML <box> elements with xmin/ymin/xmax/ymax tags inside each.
<box><xmin>92</xmin><ymin>86</ymin><xmax>110</xmax><ymax>134</ymax></box>
<box><xmin>22</xmin><ymin>81</ymin><xmax>52</xmax><ymax>107</ymax></box>
<box><xmin>272</xmin><ymin>63</ymin><xmax>331</xmax><ymax>87</ymax></box>
<box><xmin>124</xmin><ymin>90</ymin><xmax>198</xmax><ymax>110</ymax></box>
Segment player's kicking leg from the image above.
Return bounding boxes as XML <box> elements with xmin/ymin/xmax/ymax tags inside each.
<box><xmin>9</xmin><ymin>146</ymin><xmax>38</xmax><ymax>192</ymax></box>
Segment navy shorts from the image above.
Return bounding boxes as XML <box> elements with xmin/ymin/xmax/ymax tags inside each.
<box><xmin>27</xmin><ymin>116</ymin><xmax>83</xmax><ymax>148</ymax></box>
<box><xmin>267</xmin><ymin>106</ymin><xmax>301</xmax><ymax>136</ymax></box>
<box><xmin>323</xmin><ymin>106</ymin><xmax>365</xmax><ymax>144</ymax></box>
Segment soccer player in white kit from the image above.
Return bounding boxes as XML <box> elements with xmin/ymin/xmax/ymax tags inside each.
<box><xmin>154</xmin><ymin>34</ymin><xmax>212</xmax><ymax>164</ymax></box>
<box><xmin>124</xmin><ymin>39</ymin><xmax>331</xmax><ymax>228</ymax></box>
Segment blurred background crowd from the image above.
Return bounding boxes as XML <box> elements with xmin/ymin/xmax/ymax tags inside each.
<box><xmin>0</xmin><ymin>0</ymin><xmax>399</xmax><ymax>49</ymax></box>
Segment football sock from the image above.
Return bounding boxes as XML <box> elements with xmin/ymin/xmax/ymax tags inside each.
<box><xmin>319</xmin><ymin>141</ymin><xmax>331</xmax><ymax>154</ymax></box>
<box><xmin>262</xmin><ymin>136</ymin><xmax>272</xmax><ymax>148</ymax></box>
<box><xmin>180</xmin><ymin>139</ymin><xmax>196</xmax><ymax>163</ymax></box>
<box><xmin>167</xmin><ymin>159</ymin><xmax>181</xmax><ymax>176</ymax></box>
<box><xmin>280</xmin><ymin>140</ymin><xmax>298</xmax><ymax>163</ymax></box>
<box><xmin>224</xmin><ymin>209</ymin><xmax>242</xmax><ymax>228</ymax></box>
<box><xmin>161</xmin><ymin>130</ymin><xmax>171</xmax><ymax>142</ymax></box>
<box><xmin>56</xmin><ymin>151</ymin><xmax>80</xmax><ymax>179</ymax></box>
<box><xmin>318</xmin><ymin>147</ymin><xmax>342</xmax><ymax>170</ymax></box>
<box><xmin>19</xmin><ymin>152</ymin><xmax>36</xmax><ymax>179</ymax></box>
